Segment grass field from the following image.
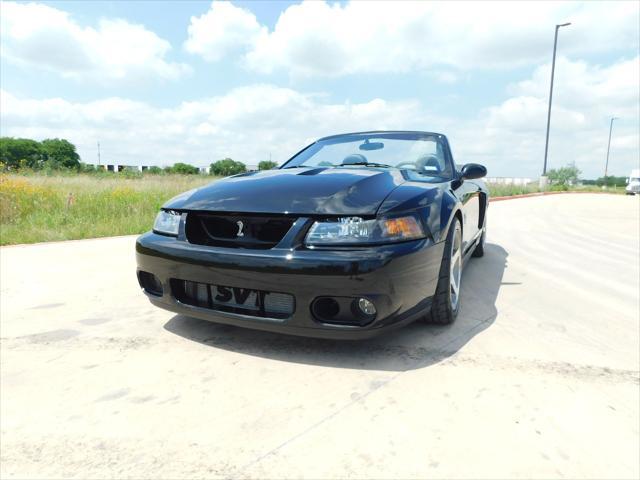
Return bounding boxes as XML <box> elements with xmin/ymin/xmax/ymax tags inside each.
<box><xmin>487</xmin><ymin>183</ymin><xmax>624</xmax><ymax>197</ymax></box>
<box><xmin>0</xmin><ymin>173</ymin><xmax>624</xmax><ymax>246</ymax></box>
<box><xmin>0</xmin><ymin>173</ymin><xmax>215</xmax><ymax>245</ymax></box>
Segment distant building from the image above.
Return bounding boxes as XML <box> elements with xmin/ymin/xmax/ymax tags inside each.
<box><xmin>485</xmin><ymin>177</ymin><xmax>533</xmax><ymax>185</ymax></box>
<box><xmin>88</xmin><ymin>163</ymin><xmax>247</xmax><ymax>174</ymax></box>
<box><xmin>89</xmin><ymin>164</ymin><xmax>150</xmax><ymax>172</ymax></box>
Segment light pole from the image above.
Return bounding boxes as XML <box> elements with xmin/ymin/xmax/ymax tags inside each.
<box><xmin>542</xmin><ymin>22</ymin><xmax>571</xmax><ymax>179</ymax></box>
<box><xmin>604</xmin><ymin>117</ymin><xmax>618</xmax><ymax>179</ymax></box>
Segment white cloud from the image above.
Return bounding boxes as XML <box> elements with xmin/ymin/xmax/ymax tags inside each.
<box><xmin>450</xmin><ymin>56</ymin><xmax>640</xmax><ymax>177</ymax></box>
<box><xmin>1</xmin><ymin>56</ymin><xmax>638</xmax><ymax>178</ymax></box>
<box><xmin>0</xmin><ymin>86</ymin><xmax>432</xmax><ymax>169</ymax></box>
<box><xmin>186</xmin><ymin>1</ymin><xmax>639</xmax><ymax>78</ymax></box>
<box><xmin>0</xmin><ymin>2</ymin><xmax>190</xmax><ymax>83</ymax></box>
<box><xmin>184</xmin><ymin>1</ymin><xmax>265</xmax><ymax>61</ymax></box>
<box><xmin>511</xmin><ymin>57</ymin><xmax>639</xmax><ymax>118</ymax></box>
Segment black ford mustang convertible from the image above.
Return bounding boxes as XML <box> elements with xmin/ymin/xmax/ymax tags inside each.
<box><xmin>136</xmin><ymin>131</ymin><xmax>489</xmax><ymax>339</ymax></box>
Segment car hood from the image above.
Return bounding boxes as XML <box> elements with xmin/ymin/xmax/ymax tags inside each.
<box><xmin>163</xmin><ymin>167</ymin><xmax>407</xmax><ymax>215</ymax></box>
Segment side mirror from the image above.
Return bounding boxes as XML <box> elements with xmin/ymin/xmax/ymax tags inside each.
<box><xmin>460</xmin><ymin>163</ymin><xmax>487</xmax><ymax>180</ymax></box>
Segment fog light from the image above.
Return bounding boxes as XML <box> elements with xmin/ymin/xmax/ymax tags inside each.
<box><xmin>357</xmin><ymin>298</ymin><xmax>376</xmax><ymax>316</ymax></box>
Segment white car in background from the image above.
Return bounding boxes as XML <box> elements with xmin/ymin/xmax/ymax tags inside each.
<box><xmin>626</xmin><ymin>169</ymin><xmax>640</xmax><ymax>195</ymax></box>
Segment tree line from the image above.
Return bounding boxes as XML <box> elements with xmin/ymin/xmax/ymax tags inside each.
<box><xmin>0</xmin><ymin>137</ymin><xmax>81</xmax><ymax>170</ymax></box>
<box><xmin>546</xmin><ymin>163</ymin><xmax>628</xmax><ymax>188</ymax></box>
<box><xmin>2</xmin><ymin>137</ymin><xmax>626</xmax><ymax>184</ymax></box>
<box><xmin>155</xmin><ymin>159</ymin><xmax>278</xmax><ymax>175</ymax></box>
<box><xmin>0</xmin><ymin>137</ymin><xmax>279</xmax><ymax>174</ymax></box>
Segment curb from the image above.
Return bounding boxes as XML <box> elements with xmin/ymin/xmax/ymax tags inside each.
<box><xmin>489</xmin><ymin>191</ymin><xmax>620</xmax><ymax>202</ymax></box>
<box><xmin>1</xmin><ymin>234</ymin><xmax>138</xmax><ymax>249</ymax></box>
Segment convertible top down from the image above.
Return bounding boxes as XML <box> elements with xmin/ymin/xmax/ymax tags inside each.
<box><xmin>136</xmin><ymin>131</ymin><xmax>489</xmax><ymax>338</ymax></box>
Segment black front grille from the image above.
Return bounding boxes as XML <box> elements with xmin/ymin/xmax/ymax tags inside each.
<box><xmin>185</xmin><ymin>212</ymin><xmax>295</xmax><ymax>249</ymax></box>
<box><xmin>171</xmin><ymin>279</ymin><xmax>295</xmax><ymax>319</ymax></box>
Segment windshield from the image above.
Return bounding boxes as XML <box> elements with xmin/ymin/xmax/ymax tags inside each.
<box><xmin>283</xmin><ymin>132</ymin><xmax>453</xmax><ymax>180</ymax></box>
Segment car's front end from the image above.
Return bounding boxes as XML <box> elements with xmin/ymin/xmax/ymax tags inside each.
<box><xmin>136</xmin><ymin>213</ymin><xmax>444</xmax><ymax>339</ymax></box>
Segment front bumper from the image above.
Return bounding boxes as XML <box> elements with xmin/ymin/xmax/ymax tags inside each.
<box><xmin>136</xmin><ymin>232</ymin><xmax>444</xmax><ymax>339</ymax></box>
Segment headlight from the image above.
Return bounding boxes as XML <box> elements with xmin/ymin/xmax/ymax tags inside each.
<box><xmin>153</xmin><ymin>210</ymin><xmax>181</xmax><ymax>236</ymax></box>
<box><xmin>305</xmin><ymin>215</ymin><xmax>425</xmax><ymax>245</ymax></box>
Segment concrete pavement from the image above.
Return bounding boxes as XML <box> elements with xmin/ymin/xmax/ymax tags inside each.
<box><xmin>1</xmin><ymin>193</ymin><xmax>639</xmax><ymax>479</ymax></box>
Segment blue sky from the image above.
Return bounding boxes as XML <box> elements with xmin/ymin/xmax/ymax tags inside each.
<box><xmin>1</xmin><ymin>1</ymin><xmax>638</xmax><ymax>178</ymax></box>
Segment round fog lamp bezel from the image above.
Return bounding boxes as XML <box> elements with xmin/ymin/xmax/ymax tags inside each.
<box><xmin>355</xmin><ymin>297</ymin><xmax>377</xmax><ymax>317</ymax></box>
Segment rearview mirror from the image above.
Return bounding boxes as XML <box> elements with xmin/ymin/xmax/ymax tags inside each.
<box><xmin>460</xmin><ymin>163</ymin><xmax>487</xmax><ymax>180</ymax></box>
<box><xmin>359</xmin><ymin>140</ymin><xmax>384</xmax><ymax>151</ymax></box>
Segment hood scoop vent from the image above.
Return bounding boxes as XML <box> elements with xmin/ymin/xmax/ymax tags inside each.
<box><xmin>297</xmin><ymin>167</ymin><xmax>329</xmax><ymax>176</ymax></box>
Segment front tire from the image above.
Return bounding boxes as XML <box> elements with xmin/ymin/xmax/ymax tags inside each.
<box><xmin>427</xmin><ymin>217</ymin><xmax>462</xmax><ymax>325</ymax></box>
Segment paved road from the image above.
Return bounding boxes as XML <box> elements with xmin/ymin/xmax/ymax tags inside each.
<box><xmin>1</xmin><ymin>194</ymin><xmax>639</xmax><ymax>479</ymax></box>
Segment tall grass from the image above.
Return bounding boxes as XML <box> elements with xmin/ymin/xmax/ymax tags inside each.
<box><xmin>486</xmin><ymin>182</ymin><xmax>624</xmax><ymax>197</ymax></box>
<box><xmin>0</xmin><ymin>173</ymin><xmax>215</xmax><ymax>245</ymax></box>
<box><xmin>487</xmin><ymin>183</ymin><xmax>540</xmax><ymax>197</ymax></box>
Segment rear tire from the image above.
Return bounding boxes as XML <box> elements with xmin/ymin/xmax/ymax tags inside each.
<box><xmin>427</xmin><ymin>217</ymin><xmax>462</xmax><ymax>325</ymax></box>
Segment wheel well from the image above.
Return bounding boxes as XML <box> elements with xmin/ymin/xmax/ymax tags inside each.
<box><xmin>447</xmin><ymin>209</ymin><xmax>463</xmax><ymax>239</ymax></box>
<box><xmin>455</xmin><ymin>210</ymin><xmax>463</xmax><ymax>230</ymax></box>
<box><xmin>478</xmin><ymin>192</ymin><xmax>487</xmax><ymax>229</ymax></box>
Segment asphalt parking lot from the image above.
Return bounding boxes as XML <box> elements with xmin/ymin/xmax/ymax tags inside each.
<box><xmin>1</xmin><ymin>193</ymin><xmax>639</xmax><ymax>479</ymax></box>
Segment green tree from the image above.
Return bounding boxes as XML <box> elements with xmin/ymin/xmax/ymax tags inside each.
<box><xmin>146</xmin><ymin>166</ymin><xmax>163</xmax><ymax>174</ymax></box>
<box><xmin>166</xmin><ymin>162</ymin><xmax>200</xmax><ymax>175</ymax></box>
<box><xmin>0</xmin><ymin>137</ymin><xmax>43</xmax><ymax>169</ymax></box>
<box><xmin>258</xmin><ymin>160</ymin><xmax>278</xmax><ymax>170</ymax></box>
<box><xmin>596</xmin><ymin>176</ymin><xmax>627</xmax><ymax>187</ymax></box>
<box><xmin>210</xmin><ymin>158</ymin><xmax>247</xmax><ymax>176</ymax></box>
<box><xmin>41</xmin><ymin>138</ymin><xmax>81</xmax><ymax>169</ymax></box>
<box><xmin>547</xmin><ymin>163</ymin><xmax>581</xmax><ymax>186</ymax></box>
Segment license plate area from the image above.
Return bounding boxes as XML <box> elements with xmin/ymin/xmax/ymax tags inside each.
<box><xmin>170</xmin><ymin>279</ymin><xmax>295</xmax><ymax>320</ymax></box>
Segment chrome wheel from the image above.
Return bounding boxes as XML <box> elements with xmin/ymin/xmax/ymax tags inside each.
<box><xmin>449</xmin><ymin>223</ymin><xmax>462</xmax><ymax>310</ymax></box>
